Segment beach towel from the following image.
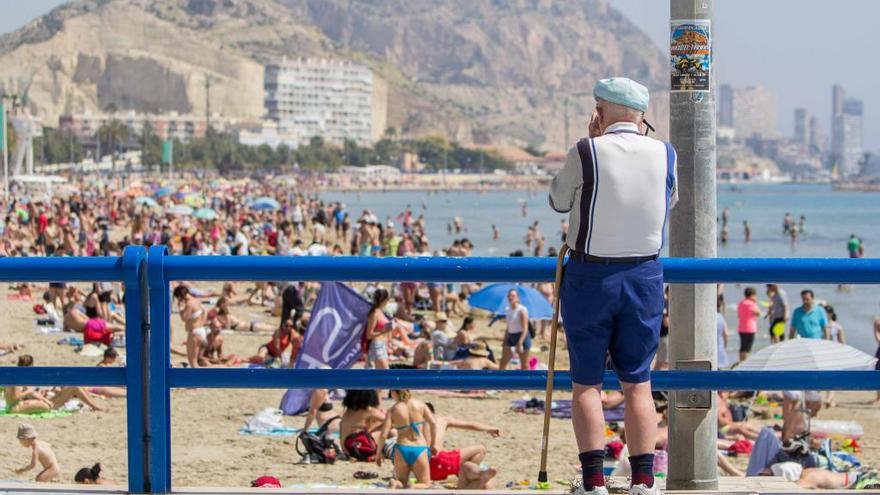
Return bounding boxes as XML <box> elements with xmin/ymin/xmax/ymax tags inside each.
<box><xmin>510</xmin><ymin>399</ymin><xmax>625</xmax><ymax>421</ymax></box>
<box><xmin>746</xmin><ymin>427</ymin><xmax>782</xmax><ymax>476</ymax></box>
<box><xmin>240</xmin><ymin>426</ymin><xmax>303</xmax><ymax>436</ymax></box>
<box><xmin>57</xmin><ymin>336</ymin><xmax>84</xmax><ymax>346</ymax></box>
<box><xmin>0</xmin><ymin>409</ymin><xmax>74</xmax><ymax>419</ymax></box>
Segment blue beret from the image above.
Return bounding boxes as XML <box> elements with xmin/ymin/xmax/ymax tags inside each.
<box><xmin>593</xmin><ymin>77</ymin><xmax>650</xmax><ymax>113</ymax></box>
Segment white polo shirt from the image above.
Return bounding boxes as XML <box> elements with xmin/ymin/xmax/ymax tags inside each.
<box><xmin>549</xmin><ymin>122</ymin><xmax>678</xmax><ymax>257</ymax></box>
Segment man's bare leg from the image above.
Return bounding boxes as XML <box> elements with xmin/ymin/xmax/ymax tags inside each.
<box><xmin>457</xmin><ymin>462</ymin><xmax>497</xmax><ymax>489</ymax></box>
<box><xmin>621</xmin><ymin>381</ymin><xmax>657</xmax><ymax>455</ymax></box>
<box><xmin>572</xmin><ymin>383</ymin><xmax>606</xmax><ymax>452</ymax></box>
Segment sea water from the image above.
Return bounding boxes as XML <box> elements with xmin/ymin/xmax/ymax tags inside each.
<box><xmin>323</xmin><ymin>184</ymin><xmax>880</xmax><ymax>357</ymax></box>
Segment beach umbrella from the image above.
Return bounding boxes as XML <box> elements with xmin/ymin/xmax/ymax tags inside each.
<box><xmin>737</xmin><ymin>338</ymin><xmax>877</xmax><ymax>371</ymax></box>
<box><xmin>166</xmin><ymin>204</ymin><xmax>194</xmax><ymax>216</ymax></box>
<box><xmin>467</xmin><ymin>283</ymin><xmax>554</xmax><ymax>320</ymax></box>
<box><xmin>250</xmin><ymin>197</ymin><xmax>280</xmax><ymax>211</ymax></box>
<box><xmin>155</xmin><ymin>186</ymin><xmax>175</xmax><ymax>198</ymax></box>
<box><xmin>134</xmin><ymin>196</ymin><xmax>160</xmax><ymax>209</ymax></box>
<box><xmin>183</xmin><ymin>195</ymin><xmax>206</xmax><ymax>207</ymax></box>
<box><xmin>193</xmin><ymin>208</ymin><xmax>218</xmax><ymax>220</ymax></box>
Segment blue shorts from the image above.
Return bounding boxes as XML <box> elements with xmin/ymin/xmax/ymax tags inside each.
<box><xmin>560</xmin><ymin>259</ymin><xmax>663</xmax><ymax>385</ymax></box>
<box><xmin>505</xmin><ymin>331</ymin><xmax>532</xmax><ymax>350</ymax></box>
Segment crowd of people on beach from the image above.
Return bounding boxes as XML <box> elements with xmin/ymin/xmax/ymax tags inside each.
<box><xmin>0</xmin><ymin>175</ymin><xmax>877</xmax><ymax>490</ymax></box>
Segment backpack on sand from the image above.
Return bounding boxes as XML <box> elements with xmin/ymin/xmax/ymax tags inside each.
<box><xmin>295</xmin><ymin>416</ymin><xmax>341</xmax><ymax>464</ymax></box>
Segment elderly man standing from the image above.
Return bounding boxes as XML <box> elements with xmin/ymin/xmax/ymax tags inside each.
<box><xmin>549</xmin><ymin>78</ymin><xmax>677</xmax><ymax>495</ymax></box>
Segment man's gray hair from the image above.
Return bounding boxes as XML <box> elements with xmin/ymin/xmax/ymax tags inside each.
<box><xmin>597</xmin><ymin>98</ymin><xmax>644</xmax><ymax>124</ymax></box>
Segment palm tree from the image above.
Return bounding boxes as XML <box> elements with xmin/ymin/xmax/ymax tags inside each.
<box><xmin>96</xmin><ymin>119</ymin><xmax>129</xmax><ymax>173</ymax></box>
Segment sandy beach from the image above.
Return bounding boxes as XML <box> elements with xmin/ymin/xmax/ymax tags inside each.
<box><xmin>1</xmin><ymin>281</ymin><xmax>879</xmax><ymax>490</ymax></box>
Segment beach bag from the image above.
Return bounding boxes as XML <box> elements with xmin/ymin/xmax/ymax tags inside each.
<box><xmin>344</xmin><ymin>429</ymin><xmax>378</xmax><ymax>462</ymax></box>
<box><xmin>295</xmin><ymin>417</ymin><xmax>340</xmax><ymax>464</ymax></box>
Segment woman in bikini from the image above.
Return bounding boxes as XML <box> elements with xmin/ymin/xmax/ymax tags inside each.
<box><xmin>340</xmin><ymin>389</ymin><xmax>387</xmax><ymax>461</ymax></box>
<box><xmin>363</xmin><ymin>289</ymin><xmax>395</xmax><ymax>370</ymax></box>
<box><xmin>173</xmin><ymin>285</ymin><xmax>207</xmax><ymax>368</ymax></box>
<box><xmin>249</xmin><ymin>319</ymin><xmax>301</xmax><ymax>367</ymax></box>
<box><xmin>4</xmin><ymin>355</ymin><xmax>106</xmax><ymax>413</ymax></box>
<box><xmin>377</xmin><ymin>389</ymin><xmax>438</xmax><ymax>489</ymax></box>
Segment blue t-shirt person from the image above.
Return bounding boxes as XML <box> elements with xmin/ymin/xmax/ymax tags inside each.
<box><xmin>790</xmin><ymin>304</ymin><xmax>828</xmax><ymax>339</ymax></box>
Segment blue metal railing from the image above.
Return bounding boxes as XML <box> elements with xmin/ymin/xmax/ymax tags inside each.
<box><xmin>2</xmin><ymin>250</ymin><xmax>880</xmax><ymax>493</ymax></box>
<box><xmin>0</xmin><ymin>247</ymin><xmax>148</xmax><ymax>493</ymax></box>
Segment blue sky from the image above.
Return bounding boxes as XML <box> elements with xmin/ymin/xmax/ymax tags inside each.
<box><xmin>3</xmin><ymin>0</ymin><xmax>879</xmax><ymax>148</ymax></box>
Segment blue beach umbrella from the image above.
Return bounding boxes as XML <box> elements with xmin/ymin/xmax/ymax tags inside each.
<box><xmin>134</xmin><ymin>196</ymin><xmax>160</xmax><ymax>209</ymax></box>
<box><xmin>155</xmin><ymin>186</ymin><xmax>175</xmax><ymax>198</ymax></box>
<box><xmin>467</xmin><ymin>283</ymin><xmax>553</xmax><ymax>320</ymax></box>
<box><xmin>193</xmin><ymin>208</ymin><xmax>218</xmax><ymax>220</ymax></box>
<box><xmin>250</xmin><ymin>197</ymin><xmax>280</xmax><ymax>211</ymax></box>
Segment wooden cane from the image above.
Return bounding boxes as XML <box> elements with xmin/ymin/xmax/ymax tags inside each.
<box><xmin>537</xmin><ymin>244</ymin><xmax>570</xmax><ymax>489</ymax></box>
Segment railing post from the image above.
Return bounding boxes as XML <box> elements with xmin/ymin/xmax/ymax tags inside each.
<box><xmin>147</xmin><ymin>246</ymin><xmax>171</xmax><ymax>494</ymax></box>
<box><xmin>122</xmin><ymin>245</ymin><xmax>148</xmax><ymax>494</ymax></box>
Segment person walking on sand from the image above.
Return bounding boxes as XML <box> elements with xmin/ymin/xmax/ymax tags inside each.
<box><xmin>499</xmin><ymin>289</ymin><xmax>531</xmax><ymax>370</ymax></box>
<box><xmin>765</xmin><ymin>284</ymin><xmax>789</xmax><ymax>343</ymax></box>
<box><xmin>736</xmin><ymin>288</ymin><xmax>760</xmax><ymax>362</ymax></box>
<box><xmin>549</xmin><ymin>77</ymin><xmax>676</xmax><ymax>495</ymax></box>
<box><xmin>789</xmin><ymin>289</ymin><xmax>829</xmax><ymax>340</ymax></box>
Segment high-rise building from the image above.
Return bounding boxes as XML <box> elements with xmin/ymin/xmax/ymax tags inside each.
<box><xmin>832</xmin><ymin>84</ymin><xmax>845</xmax><ymax>117</ymax></box>
<box><xmin>808</xmin><ymin>115</ymin><xmax>820</xmax><ymax>153</ymax></box>
<box><xmin>794</xmin><ymin>107</ymin><xmax>810</xmax><ymax>145</ymax></box>
<box><xmin>830</xmin><ymin>85</ymin><xmax>864</xmax><ymax>178</ymax></box>
<box><xmin>732</xmin><ymin>86</ymin><xmax>777</xmax><ymax>139</ymax></box>
<box><xmin>718</xmin><ymin>84</ymin><xmax>734</xmax><ymax>128</ymax></box>
<box><xmin>264</xmin><ymin>58</ymin><xmax>374</xmax><ymax>145</ymax></box>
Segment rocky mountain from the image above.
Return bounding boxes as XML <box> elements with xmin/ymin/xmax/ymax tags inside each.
<box><xmin>0</xmin><ymin>0</ymin><xmax>668</xmax><ymax>149</ymax></box>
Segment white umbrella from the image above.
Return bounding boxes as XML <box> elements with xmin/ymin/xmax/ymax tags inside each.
<box><xmin>166</xmin><ymin>204</ymin><xmax>194</xmax><ymax>217</ymax></box>
<box><xmin>737</xmin><ymin>338</ymin><xmax>877</xmax><ymax>371</ymax></box>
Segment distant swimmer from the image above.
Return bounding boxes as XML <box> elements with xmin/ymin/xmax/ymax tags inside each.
<box><xmin>743</xmin><ymin>220</ymin><xmax>751</xmax><ymax>243</ymax></box>
<box><xmin>521</xmin><ymin>201</ymin><xmax>528</xmax><ymax>217</ymax></box>
<box><xmin>798</xmin><ymin>215</ymin><xmax>806</xmax><ymax>234</ymax></box>
<box><xmin>422</xmin><ymin>199</ymin><xmax>428</xmax><ymax>210</ymax></box>
<box><xmin>492</xmin><ymin>225</ymin><xmax>500</xmax><ymax>241</ymax></box>
<box><xmin>560</xmin><ymin>219</ymin><xmax>569</xmax><ymax>243</ymax></box>
<box><xmin>721</xmin><ymin>206</ymin><xmax>729</xmax><ymax>227</ymax></box>
<box><xmin>783</xmin><ymin>212</ymin><xmax>792</xmax><ymax>235</ymax></box>
<box><xmin>790</xmin><ymin>223</ymin><xmax>798</xmax><ymax>245</ymax></box>
<box><xmin>453</xmin><ymin>216</ymin><xmax>463</xmax><ymax>234</ymax></box>
<box><xmin>720</xmin><ymin>224</ymin><xmax>728</xmax><ymax>245</ymax></box>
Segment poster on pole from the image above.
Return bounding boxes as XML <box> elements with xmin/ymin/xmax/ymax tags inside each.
<box><xmin>670</xmin><ymin>20</ymin><xmax>711</xmax><ymax>92</ymax></box>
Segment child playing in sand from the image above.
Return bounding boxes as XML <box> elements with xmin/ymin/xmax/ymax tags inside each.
<box><xmin>15</xmin><ymin>424</ymin><xmax>60</xmax><ymax>482</ymax></box>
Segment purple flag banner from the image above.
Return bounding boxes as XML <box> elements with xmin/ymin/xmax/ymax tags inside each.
<box><xmin>279</xmin><ymin>282</ymin><xmax>371</xmax><ymax>415</ymax></box>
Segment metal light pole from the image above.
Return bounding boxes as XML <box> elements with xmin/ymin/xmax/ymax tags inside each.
<box><xmin>667</xmin><ymin>0</ymin><xmax>718</xmax><ymax>490</ymax></box>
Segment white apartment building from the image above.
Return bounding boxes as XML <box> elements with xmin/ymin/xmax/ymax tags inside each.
<box><xmin>264</xmin><ymin>58</ymin><xmax>373</xmax><ymax>145</ymax></box>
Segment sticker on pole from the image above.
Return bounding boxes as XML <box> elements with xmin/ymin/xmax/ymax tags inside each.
<box><xmin>670</xmin><ymin>20</ymin><xmax>711</xmax><ymax>92</ymax></box>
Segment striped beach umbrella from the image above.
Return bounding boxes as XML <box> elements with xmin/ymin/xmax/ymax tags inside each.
<box><xmin>737</xmin><ymin>338</ymin><xmax>877</xmax><ymax>371</ymax></box>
